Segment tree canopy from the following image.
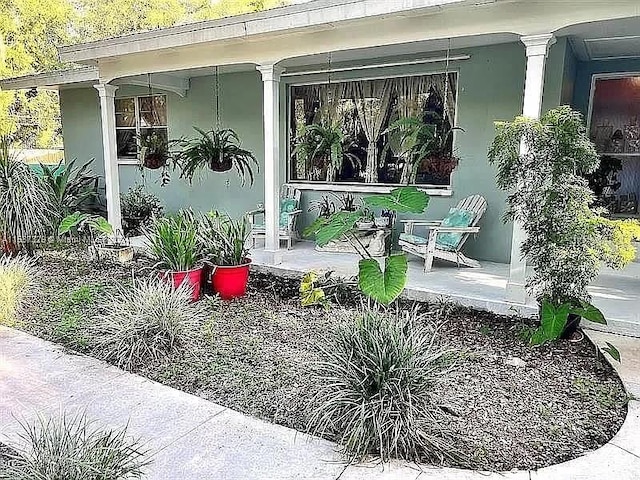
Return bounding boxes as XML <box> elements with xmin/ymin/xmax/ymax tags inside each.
<box><xmin>0</xmin><ymin>0</ymin><xmax>289</xmax><ymax>146</ymax></box>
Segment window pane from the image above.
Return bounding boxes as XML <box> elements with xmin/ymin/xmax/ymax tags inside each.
<box><xmin>116</xmin><ymin>130</ymin><xmax>137</xmax><ymax>158</ymax></box>
<box><xmin>115</xmin><ymin>98</ymin><xmax>135</xmax><ymax>114</ymax></box>
<box><xmin>139</xmin><ymin>95</ymin><xmax>167</xmax><ymax>127</ymax></box>
<box><xmin>116</xmin><ymin>113</ymin><xmax>136</xmax><ymax>127</ymax></box>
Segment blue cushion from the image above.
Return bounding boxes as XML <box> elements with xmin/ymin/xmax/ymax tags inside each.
<box><xmin>399</xmin><ymin>233</ymin><xmax>429</xmax><ymax>246</ymax></box>
<box><xmin>436</xmin><ymin>208</ymin><xmax>475</xmax><ymax>251</ymax></box>
<box><xmin>279</xmin><ymin>199</ymin><xmax>297</xmax><ymax>228</ymax></box>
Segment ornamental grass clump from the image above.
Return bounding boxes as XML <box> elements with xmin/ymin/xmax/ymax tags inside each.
<box><xmin>88</xmin><ymin>278</ymin><xmax>208</xmax><ymax>370</ymax></box>
<box><xmin>145</xmin><ymin>212</ymin><xmax>201</xmax><ymax>272</ymax></box>
<box><xmin>0</xmin><ymin>256</ymin><xmax>38</xmax><ymax>326</ymax></box>
<box><xmin>0</xmin><ymin>411</ymin><xmax>149</xmax><ymax>480</ymax></box>
<box><xmin>310</xmin><ymin>308</ymin><xmax>457</xmax><ymax>463</ymax></box>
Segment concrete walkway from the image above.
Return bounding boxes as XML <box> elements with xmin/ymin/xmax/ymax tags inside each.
<box><xmin>1</xmin><ymin>326</ymin><xmax>640</xmax><ymax>479</ymax></box>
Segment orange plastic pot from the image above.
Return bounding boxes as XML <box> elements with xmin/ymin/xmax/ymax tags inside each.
<box><xmin>211</xmin><ymin>259</ymin><xmax>251</xmax><ymax>300</ymax></box>
<box><xmin>159</xmin><ymin>267</ymin><xmax>204</xmax><ymax>301</ymax></box>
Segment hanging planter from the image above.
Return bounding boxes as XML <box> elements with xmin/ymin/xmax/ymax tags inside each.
<box><xmin>138</xmin><ymin>132</ymin><xmax>169</xmax><ymax>170</ymax></box>
<box><xmin>172</xmin><ymin>127</ymin><xmax>258</xmax><ymax>185</ymax></box>
<box><xmin>171</xmin><ymin>67</ymin><xmax>258</xmax><ymax>185</ymax></box>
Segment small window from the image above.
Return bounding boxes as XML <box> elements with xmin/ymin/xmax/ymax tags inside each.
<box><xmin>115</xmin><ymin>95</ymin><xmax>167</xmax><ymax>160</ymax></box>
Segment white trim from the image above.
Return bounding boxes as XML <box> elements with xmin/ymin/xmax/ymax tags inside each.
<box><xmin>285</xmin><ymin>66</ymin><xmax>462</xmax><ymax>87</ymax></box>
<box><xmin>281</xmin><ymin>55</ymin><xmax>470</xmax><ymax>78</ymax></box>
<box><xmin>586</xmin><ymin>71</ymin><xmax>640</xmax><ymax>132</ymax></box>
<box><xmin>289</xmin><ymin>182</ymin><xmax>454</xmax><ymax>196</ymax></box>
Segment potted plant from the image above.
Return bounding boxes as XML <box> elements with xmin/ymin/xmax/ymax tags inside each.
<box><xmin>145</xmin><ymin>212</ymin><xmax>203</xmax><ymax>301</ymax></box>
<box><xmin>58</xmin><ymin>212</ymin><xmax>134</xmax><ymax>263</ymax></box>
<box><xmin>384</xmin><ymin>116</ymin><xmax>461</xmax><ymax>185</ymax></box>
<box><xmin>488</xmin><ymin>106</ymin><xmax>638</xmax><ymax>344</ymax></box>
<box><xmin>172</xmin><ymin>127</ymin><xmax>258</xmax><ymax>186</ymax></box>
<box><xmin>120</xmin><ymin>185</ymin><xmax>164</xmax><ymax>236</ymax></box>
<box><xmin>199</xmin><ymin>211</ymin><xmax>251</xmax><ymax>300</ymax></box>
<box><xmin>293</xmin><ymin>122</ymin><xmax>360</xmax><ymax>182</ymax></box>
<box><xmin>356</xmin><ymin>208</ymin><xmax>374</xmax><ymax>230</ymax></box>
<box><xmin>137</xmin><ymin>132</ymin><xmax>169</xmax><ymax>170</ymax></box>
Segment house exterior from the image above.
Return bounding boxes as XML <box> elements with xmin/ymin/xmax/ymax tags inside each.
<box><xmin>2</xmin><ymin>0</ymin><xmax>640</xmax><ymax>306</ymax></box>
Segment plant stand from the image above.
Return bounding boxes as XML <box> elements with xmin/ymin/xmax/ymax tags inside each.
<box><xmin>315</xmin><ymin>227</ymin><xmax>391</xmax><ymax>257</ymax></box>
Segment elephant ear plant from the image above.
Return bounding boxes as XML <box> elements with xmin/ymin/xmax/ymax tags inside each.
<box><xmin>303</xmin><ymin>186</ymin><xmax>429</xmax><ymax>306</ymax></box>
<box><xmin>488</xmin><ymin>106</ymin><xmax>637</xmax><ymax>355</ymax></box>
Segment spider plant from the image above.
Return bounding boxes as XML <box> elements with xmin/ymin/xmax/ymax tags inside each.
<box><xmin>0</xmin><ymin>135</ymin><xmax>53</xmax><ymax>254</ymax></box>
<box><xmin>172</xmin><ymin>127</ymin><xmax>258</xmax><ymax>186</ymax></box>
<box><xmin>199</xmin><ymin>211</ymin><xmax>250</xmax><ymax>266</ymax></box>
<box><xmin>293</xmin><ymin>122</ymin><xmax>360</xmax><ymax>182</ymax></box>
<box><xmin>145</xmin><ymin>212</ymin><xmax>201</xmax><ymax>272</ymax></box>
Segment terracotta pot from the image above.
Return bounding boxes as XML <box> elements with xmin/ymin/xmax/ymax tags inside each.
<box><xmin>211</xmin><ymin>259</ymin><xmax>251</xmax><ymax>300</ymax></box>
<box><xmin>143</xmin><ymin>153</ymin><xmax>167</xmax><ymax>170</ymax></box>
<box><xmin>159</xmin><ymin>267</ymin><xmax>204</xmax><ymax>301</ymax></box>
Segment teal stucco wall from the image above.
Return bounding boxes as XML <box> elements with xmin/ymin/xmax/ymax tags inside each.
<box><xmin>58</xmin><ymin>40</ymin><xmax>577</xmax><ymax>264</ymax></box>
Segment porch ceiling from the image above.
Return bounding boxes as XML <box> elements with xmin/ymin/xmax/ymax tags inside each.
<box><xmin>561</xmin><ymin>16</ymin><xmax>640</xmax><ymax>61</ymax></box>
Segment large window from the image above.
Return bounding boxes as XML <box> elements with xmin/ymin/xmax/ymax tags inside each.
<box><xmin>115</xmin><ymin>95</ymin><xmax>167</xmax><ymax>160</ymax></box>
<box><xmin>288</xmin><ymin>73</ymin><xmax>458</xmax><ymax>186</ymax></box>
<box><xmin>589</xmin><ymin>75</ymin><xmax>640</xmax><ymax>217</ymax></box>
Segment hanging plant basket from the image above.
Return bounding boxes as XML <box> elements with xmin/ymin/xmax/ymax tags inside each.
<box><xmin>142</xmin><ymin>153</ymin><xmax>168</xmax><ymax>170</ymax></box>
<box><xmin>208</xmin><ymin>156</ymin><xmax>233</xmax><ymax>173</ymax></box>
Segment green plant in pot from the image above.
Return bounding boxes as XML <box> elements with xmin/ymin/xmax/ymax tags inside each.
<box><xmin>384</xmin><ymin>116</ymin><xmax>461</xmax><ymax>185</ymax></box>
<box><xmin>145</xmin><ymin>212</ymin><xmax>204</xmax><ymax>301</ymax></box>
<box><xmin>293</xmin><ymin>122</ymin><xmax>359</xmax><ymax>182</ymax></box>
<box><xmin>172</xmin><ymin>127</ymin><xmax>258</xmax><ymax>186</ymax></box>
<box><xmin>138</xmin><ymin>131</ymin><xmax>169</xmax><ymax>170</ymax></box>
<box><xmin>489</xmin><ymin>106</ymin><xmax>636</xmax><ymax>352</ymax></box>
<box><xmin>58</xmin><ymin>212</ymin><xmax>133</xmax><ymax>263</ymax></box>
<box><xmin>199</xmin><ymin>211</ymin><xmax>251</xmax><ymax>300</ymax></box>
<box><xmin>120</xmin><ymin>184</ymin><xmax>164</xmax><ymax>236</ymax></box>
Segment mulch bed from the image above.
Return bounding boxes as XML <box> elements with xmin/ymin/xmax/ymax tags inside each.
<box><xmin>16</xmin><ymin>247</ymin><xmax>629</xmax><ymax>472</ymax></box>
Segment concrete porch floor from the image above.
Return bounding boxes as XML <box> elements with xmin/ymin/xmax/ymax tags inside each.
<box><xmin>251</xmin><ymin>241</ymin><xmax>640</xmax><ymax>337</ymax></box>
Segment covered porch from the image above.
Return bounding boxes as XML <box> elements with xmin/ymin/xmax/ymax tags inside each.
<box><xmin>251</xmin><ymin>241</ymin><xmax>640</xmax><ymax>336</ymax></box>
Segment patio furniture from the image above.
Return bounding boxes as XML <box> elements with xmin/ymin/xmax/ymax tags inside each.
<box><xmin>399</xmin><ymin>194</ymin><xmax>487</xmax><ymax>272</ymax></box>
<box><xmin>248</xmin><ymin>184</ymin><xmax>302</xmax><ymax>250</ymax></box>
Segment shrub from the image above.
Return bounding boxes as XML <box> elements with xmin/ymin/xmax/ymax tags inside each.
<box><xmin>0</xmin><ymin>411</ymin><xmax>149</xmax><ymax>480</ymax></box>
<box><xmin>0</xmin><ymin>256</ymin><xmax>38</xmax><ymax>326</ymax></box>
<box><xmin>0</xmin><ymin>135</ymin><xmax>53</xmax><ymax>252</ymax></box>
<box><xmin>310</xmin><ymin>308</ymin><xmax>456</xmax><ymax>463</ymax></box>
<box><xmin>121</xmin><ymin>185</ymin><xmax>164</xmax><ymax>236</ymax></box>
<box><xmin>88</xmin><ymin>278</ymin><xmax>208</xmax><ymax>370</ymax></box>
<box><xmin>145</xmin><ymin>212</ymin><xmax>200</xmax><ymax>272</ymax></box>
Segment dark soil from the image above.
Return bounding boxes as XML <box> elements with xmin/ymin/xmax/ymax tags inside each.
<box><xmin>18</xmin><ymin>248</ymin><xmax>629</xmax><ymax>472</ymax></box>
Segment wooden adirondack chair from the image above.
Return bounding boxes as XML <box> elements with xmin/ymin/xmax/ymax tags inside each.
<box><xmin>248</xmin><ymin>184</ymin><xmax>302</xmax><ymax>250</ymax></box>
<box><xmin>398</xmin><ymin>194</ymin><xmax>487</xmax><ymax>272</ymax></box>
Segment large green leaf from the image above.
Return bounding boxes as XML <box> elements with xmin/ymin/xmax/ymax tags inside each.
<box><xmin>358</xmin><ymin>254</ymin><xmax>408</xmax><ymax>305</ymax></box>
<box><xmin>570</xmin><ymin>301</ymin><xmax>606</xmax><ymax>325</ymax></box>
<box><xmin>58</xmin><ymin>211</ymin><xmax>87</xmax><ymax>236</ymax></box>
<box><xmin>88</xmin><ymin>216</ymin><xmax>113</xmax><ymax>236</ymax></box>
<box><xmin>530</xmin><ymin>301</ymin><xmax>571</xmax><ymax>345</ymax></box>
<box><xmin>602</xmin><ymin>342</ymin><xmax>621</xmax><ymax>362</ymax></box>
<box><xmin>308</xmin><ymin>211</ymin><xmax>363</xmax><ymax>247</ymax></box>
<box><xmin>363</xmin><ymin>186</ymin><xmax>429</xmax><ymax>214</ymax></box>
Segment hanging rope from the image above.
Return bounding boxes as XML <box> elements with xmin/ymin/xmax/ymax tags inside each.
<box><xmin>214</xmin><ymin>66</ymin><xmax>221</xmax><ymax>129</ymax></box>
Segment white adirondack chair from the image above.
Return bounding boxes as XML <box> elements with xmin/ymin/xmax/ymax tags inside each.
<box><xmin>399</xmin><ymin>194</ymin><xmax>487</xmax><ymax>272</ymax></box>
<box><xmin>248</xmin><ymin>184</ymin><xmax>302</xmax><ymax>250</ymax></box>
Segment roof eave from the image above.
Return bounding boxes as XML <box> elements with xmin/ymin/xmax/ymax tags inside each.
<box><xmin>0</xmin><ymin>67</ymin><xmax>99</xmax><ymax>91</ymax></box>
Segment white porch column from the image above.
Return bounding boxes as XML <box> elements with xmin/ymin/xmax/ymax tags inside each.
<box><xmin>506</xmin><ymin>33</ymin><xmax>555</xmax><ymax>303</ymax></box>
<box><xmin>256</xmin><ymin>62</ymin><xmax>284</xmax><ymax>264</ymax></box>
<box><xmin>94</xmin><ymin>83</ymin><xmax>123</xmax><ymax>235</ymax></box>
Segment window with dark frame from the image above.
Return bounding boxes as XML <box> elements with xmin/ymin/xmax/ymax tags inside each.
<box><xmin>288</xmin><ymin>72</ymin><xmax>458</xmax><ymax>186</ymax></box>
<box><xmin>115</xmin><ymin>95</ymin><xmax>168</xmax><ymax>160</ymax></box>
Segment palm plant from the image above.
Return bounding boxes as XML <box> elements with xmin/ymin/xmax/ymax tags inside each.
<box><xmin>0</xmin><ymin>135</ymin><xmax>53</xmax><ymax>254</ymax></box>
<box><xmin>172</xmin><ymin>127</ymin><xmax>258</xmax><ymax>186</ymax></box>
<box><xmin>199</xmin><ymin>211</ymin><xmax>250</xmax><ymax>266</ymax></box>
<box><xmin>384</xmin><ymin>116</ymin><xmax>460</xmax><ymax>185</ymax></box>
<box><xmin>145</xmin><ymin>212</ymin><xmax>201</xmax><ymax>272</ymax></box>
<box><xmin>38</xmin><ymin>158</ymin><xmax>100</xmax><ymax>231</ymax></box>
<box><xmin>293</xmin><ymin>122</ymin><xmax>359</xmax><ymax>182</ymax></box>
